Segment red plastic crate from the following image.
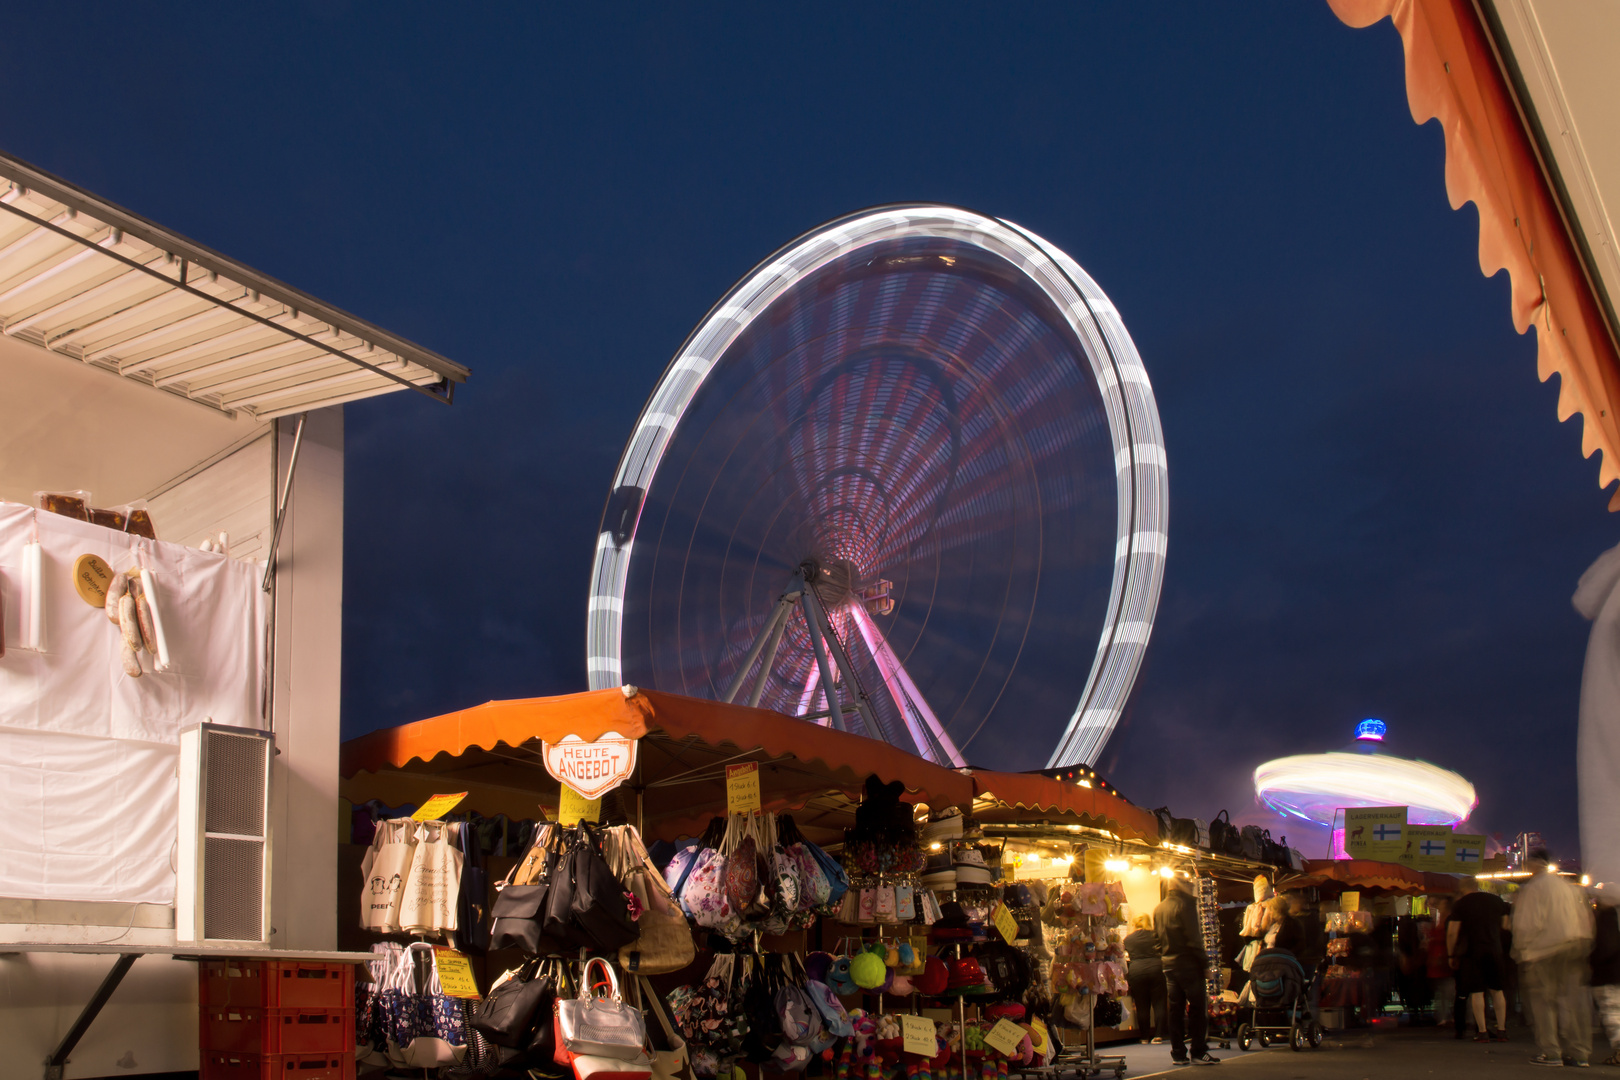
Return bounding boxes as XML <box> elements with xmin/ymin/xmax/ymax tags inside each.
<box><xmin>202</xmin><ymin>960</ymin><xmax>357</xmax><ymax>1009</ymax></box>
<box><xmin>201</xmin><ymin>1051</ymin><xmax>354</xmax><ymax>1080</ymax></box>
<box><xmin>201</xmin><ymin>1006</ymin><xmax>355</xmax><ymax>1055</ymax></box>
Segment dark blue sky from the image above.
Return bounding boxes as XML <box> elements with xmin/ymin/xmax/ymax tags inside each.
<box><xmin>3</xmin><ymin>4</ymin><xmax>1609</xmax><ymax>857</ymax></box>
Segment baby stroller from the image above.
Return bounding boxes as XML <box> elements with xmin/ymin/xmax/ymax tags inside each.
<box><xmin>1236</xmin><ymin>948</ymin><xmax>1323</xmax><ymax>1052</ymax></box>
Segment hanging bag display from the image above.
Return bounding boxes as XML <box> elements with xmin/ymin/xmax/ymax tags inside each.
<box><xmin>1209</xmin><ymin>810</ymin><xmax>1241</xmax><ymax>857</ymax></box>
<box><xmin>360</xmin><ymin>818</ymin><xmax>419</xmax><ymax>933</ymax></box>
<box><xmin>567</xmin><ymin>823</ymin><xmax>639</xmax><ymax>954</ymax></box>
<box><xmin>400</xmin><ymin>820</ymin><xmax>464</xmax><ymax>934</ymax></box>
<box><xmin>555</xmin><ymin>957</ymin><xmax>651</xmax><ymax>1064</ymax></box>
<box><xmin>721</xmin><ymin>815</ymin><xmax>760</xmax><ymax>916</ymax></box>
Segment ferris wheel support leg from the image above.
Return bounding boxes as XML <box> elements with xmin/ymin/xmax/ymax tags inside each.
<box><xmin>802</xmin><ymin>598</ymin><xmax>846</xmax><ymax>732</ymax></box>
<box><xmin>720</xmin><ymin>591</ymin><xmax>797</xmax><ymax>704</ymax></box>
<box><xmin>800</xmin><ymin>584</ymin><xmax>880</xmax><ymax>740</ymax></box>
<box><xmin>748</xmin><ymin>597</ymin><xmax>795</xmax><ymax>709</ymax></box>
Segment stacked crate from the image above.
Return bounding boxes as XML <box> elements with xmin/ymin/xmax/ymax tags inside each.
<box><xmin>199</xmin><ymin>960</ymin><xmax>357</xmax><ymax>1080</ymax></box>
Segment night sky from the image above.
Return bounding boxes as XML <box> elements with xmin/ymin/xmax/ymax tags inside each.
<box><xmin>3</xmin><ymin>4</ymin><xmax>1610</xmax><ymax>859</ymax></box>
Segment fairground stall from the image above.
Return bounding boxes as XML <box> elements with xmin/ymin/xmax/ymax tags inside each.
<box><xmin>0</xmin><ymin>149</ymin><xmax>468</xmax><ymax>1078</ymax></box>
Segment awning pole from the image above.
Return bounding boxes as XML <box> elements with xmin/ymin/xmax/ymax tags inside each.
<box><xmin>262</xmin><ymin>413</ymin><xmax>308</xmax><ymax>593</ymax></box>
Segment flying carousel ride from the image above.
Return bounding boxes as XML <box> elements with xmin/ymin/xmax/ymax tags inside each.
<box><xmin>587</xmin><ymin>205</ymin><xmax>1168</xmax><ymax>769</ymax></box>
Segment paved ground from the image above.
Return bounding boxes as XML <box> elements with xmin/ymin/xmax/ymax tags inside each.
<box><xmin>1090</xmin><ymin>1026</ymin><xmax>1617</xmax><ymax>1079</ymax></box>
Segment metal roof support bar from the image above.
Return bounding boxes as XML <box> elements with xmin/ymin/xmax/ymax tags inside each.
<box><xmin>262</xmin><ymin>412</ymin><xmax>307</xmax><ymax>593</ymax></box>
<box><xmin>43</xmin><ymin>952</ymin><xmax>139</xmax><ymax>1080</ymax></box>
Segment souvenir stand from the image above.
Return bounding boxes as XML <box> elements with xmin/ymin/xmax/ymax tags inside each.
<box><xmin>1275</xmin><ymin>860</ymin><xmax>1460</xmax><ymax>1029</ymax></box>
<box><xmin>339</xmin><ymin>686</ymin><xmax>986</xmax><ymax>1076</ymax></box>
<box><xmin>970</xmin><ymin>774</ymin><xmax>1294</xmax><ymax>1058</ymax></box>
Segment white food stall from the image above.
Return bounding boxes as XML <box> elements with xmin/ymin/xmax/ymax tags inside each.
<box><xmin>0</xmin><ymin>150</ymin><xmax>468</xmax><ymax>1077</ymax></box>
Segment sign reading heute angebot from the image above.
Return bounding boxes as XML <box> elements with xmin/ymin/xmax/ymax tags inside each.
<box><xmin>543</xmin><ymin>731</ymin><xmax>637</xmax><ymax>799</ymax></box>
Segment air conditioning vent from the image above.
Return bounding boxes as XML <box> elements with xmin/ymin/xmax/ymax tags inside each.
<box><xmin>178</xmin><ymin>724</ymin><xmax>273</xmax><ymax>943</ymax></box>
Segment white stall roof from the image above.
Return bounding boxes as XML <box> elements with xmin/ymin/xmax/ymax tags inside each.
<box><xmin>0</xmin><ymin>152</ymin><xmax>468</xmax><ymax>420</ymax></box>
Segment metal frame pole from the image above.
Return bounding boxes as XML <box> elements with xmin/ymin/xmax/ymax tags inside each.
<box><xmin>261</xmin><ymin>412</ymin><xmax>308</xmax><ymax>593</ymax></box>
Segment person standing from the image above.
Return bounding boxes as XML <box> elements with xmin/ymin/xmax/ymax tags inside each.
<box><xmin>1449</xmin><ymin>876</ymin><xmax>1511</xmax><ymax>1042</ymax></box>
<box><xmin>1513</xmin><ymin>851</ymin><xmax>1594</xmax><ymax>1067</ymax></box>
<box><xmin>1125</xmin><ymin>913</ymin><xmax>1166</xmax><ymax>1044</ymax></box>
<box><xmin>1154</xmin><ymin>875</ymin><xmax>1219</xmax><ymax>1066</ymax></box>
<box><xmin>1425</xmin><ymin>899</ymin><xmax>1459</xmax><ymax>1032</ymax></box>
<box><xmin>1590</xmin><ymin>898</ymin><xmax>1620</xmax><ymax>1067</ymax></box>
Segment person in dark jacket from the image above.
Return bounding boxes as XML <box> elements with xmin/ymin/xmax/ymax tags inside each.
<box><xmin>1592</xmin><ymin>899</ymin><xmax>1620</xmax><ymax>1066</ymax></box>
<box><xmin>1154</xmin><ymin>875</ymin><xmax>1219</xmax><ymax>1065</ymax></box>
<box><xmin>1124</xmin><ymin>913</ymin><xmax>1166</xmax><ymax>1044</ymax></box>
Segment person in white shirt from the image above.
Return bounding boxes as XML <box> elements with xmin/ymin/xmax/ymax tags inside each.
<box><xmin>1512</xmin><ymin>851</ymin><xmax>1595</xmax><ymax>1067</ymax></box>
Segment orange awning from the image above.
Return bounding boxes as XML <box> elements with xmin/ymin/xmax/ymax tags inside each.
<box><xmin>968</xmin><ymin>769</ymin><xmax>1162</xmax><ymax>844</ymax></box>
<box><xmin>1282</xmin><ymin>858</ymin><xmax>1459</xmax><ymax>895</ymax></box>
<box><xmin>1330</xmin><ymin>0</ymin><xmax>1620</xmax><ymax>507</ymax></box>
<box><xmin>340</xmin><ymin>687</ymin><xmax>975</xmax><ymax>842</ymax></box>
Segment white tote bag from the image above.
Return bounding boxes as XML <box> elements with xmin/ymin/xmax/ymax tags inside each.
<box><xmin>399</xmin><ymin>821</ymin><xmax>463</xmax><ymax>934</ymax></box>
<box><xmin>361</xmin><ymin>819</ymin><xmax>419</xmax><ymax>933</ymax></box>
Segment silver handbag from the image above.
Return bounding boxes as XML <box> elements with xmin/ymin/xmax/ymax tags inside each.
<box><xmin>556</xmin><ymin>957</ymin><xmax>648</xmax><ymax>1061</ymax></box>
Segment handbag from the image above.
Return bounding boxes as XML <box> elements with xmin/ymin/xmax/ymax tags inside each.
<box><xmin>360</xmin><ymin>818</ymin><xmax>418</xmax><ymax>933</ymax></box>
<box><xmin>1209</xmin><ymin>811</ymin><xmax>1241</xmax><ymax>857</ymax></box>
<box><xmin>605</xmin><ymin>827</ymin><xmax>697</xmax><ymax>975</ymax></box>
<box><xmin>490</xmin><ymin>877</ymin><xmax>552</xmax><ymax>954</ymax></box>
<box><xmin>555</xmin><ymin>957</ymin><xmax>650</xmax><ymax>1063</ymax></box>
<box><xmin>1151</xmin><ymin>807</ymin><xmax>1198</xmax><ymax>847</ymax></box>
<box><xmin>721</xmin><ymin>816</ymin><xmax>760</xmax><ymax>915</ymax></box>
<box><xmin>544</xmin><ymin>823</ymin><xmax>639</xmax><ymax>953</ymax></box>
<box><xmin>471</xmin><ymin>958</ymin><xmax>558</xmax><ymax>1049</ymax></box>
<box><xmin>1239</xmin><ymin>825</ymin><xmax>1265</xmax><ymax>862</ymax></box>
<box><xmin>640</xmin><ymin>977</ymin><xmax>693</xmax><ymax>1080</ymax></box>
<box><xmin>400</xmin><ymin>820</ymin><xmax>463</xmax><ymax>933</ymax></box>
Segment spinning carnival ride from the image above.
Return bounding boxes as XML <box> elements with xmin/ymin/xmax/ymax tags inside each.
<box><xmin>587</xmin><ymin>206</ymin><xmax>1167</xmax><ymax>769</ymax></box>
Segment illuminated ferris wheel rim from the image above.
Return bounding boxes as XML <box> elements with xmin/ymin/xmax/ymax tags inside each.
<box><xmin>1253</xmin><ymin>751</ymin><xmax>1479</xmax><ymax>827</ymax></box>
<box><xmin>585</xmin><ymin>203</ymin><xmax>1168</xmax><ymax>768</ymax></box>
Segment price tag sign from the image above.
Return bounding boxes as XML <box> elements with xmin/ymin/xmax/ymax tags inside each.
<box><xmin>901</xmin><ymin>1015</ymin><xmax>937</xmax><ymax>1056</ymax></box>
<box><xmin>558</xmin><ymin>786</ymin><xmax>602</xmax><ymax>826</ymax></box>
<box><xmin>433</xmin><ymin>947</ymin><xmax>480</xmax><ymax>999</ymax></box>
<box><xmin>1341</xmin><ymin>891</ymin><xmax>1360</xmax><ymax>913</ymax></box>
<box><xmin>412</xmin><ymin>792</ymin><xmax>468</xmax><ymax>822</ymax></box>
<box><xmin>726</xmin><ymin>762</ymin><xmax>761</xmax><ymax>815</ymax></box>
<box><xmin>984</xmin><ymin>1018</ymin><xmax>1025</xmax><ymax>1057</ymax></box>
<box><xmin>1030</xmin><ymin>1018</ymin><xmax>1050</xmax><ymax>1057</ymax></box>
<box><xmin>991</xmin><ymin>900</ymin><xmax>1018</xmax><ymax>944</ymax></box>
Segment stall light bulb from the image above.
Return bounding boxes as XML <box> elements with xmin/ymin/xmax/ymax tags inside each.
<box><xmin>1104</xmin><ymin>858</ymin><xmax>1129</xmax><ymax>873</ymax></box>
<box><xmin>1057</xmin><ymin>855</ymin><xmax>1074</xmax><ymax>866</ymax></box>
<box><xmin>1550</xmin><ymin>864</ymin><xmax>1560</xmax><ymax>874</ymax></box>
<box><xmin>1581</xmin><ymin>875</ymin><xmax>1591</xmax><ymax>887</ymax></box>
<box><xmin>1157</xmin><ymin>866</ymin><xmax>1173</xmax><ymax>878</ymax></box>
<box><xmin>930</xmin><ymin>842</ymin><xmax>942</xmax><ymax>851</ymax></box>
<box><xmin>1078</xmin><ymin>779</ymin><xmax>1093</xmax><ymax>789</ymax></box>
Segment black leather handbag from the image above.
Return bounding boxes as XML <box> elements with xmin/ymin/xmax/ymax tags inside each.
<box><xmin>470</xmin><ymin>958</ymin><xmax>559</xmax><ymax>1049</ymax></box>
<box><xmin>490</xmin><ymin>884</ymin><xmax>551</xmax><ymax>954</ymax></box>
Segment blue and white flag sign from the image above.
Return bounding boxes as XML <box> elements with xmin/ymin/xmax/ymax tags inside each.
<box><xmin>1344</xmin><ymin>806</ymin><xmax>1409</xmax><ymax>862</ymax></box>
<box><xmin>1398</xmin><ymin>824</ymin><xmax>1455</xmax><ymax>873</ymax></box>
<box><xmin>1451</xmin><ymin>834</ymin><xmax>1486</xmax><ymax>868</ymax></box>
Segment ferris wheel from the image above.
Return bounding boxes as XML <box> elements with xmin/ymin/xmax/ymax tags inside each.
<box><xmin>587</xmin><ymin>205</ymin><xmax>1166</xmax><ymax>769</ymax></box>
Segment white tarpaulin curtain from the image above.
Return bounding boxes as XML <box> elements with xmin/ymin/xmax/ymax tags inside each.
<box><xmin>0</xmin><ymin>501</ymin><xmax>264</xmax><ymax>904</ymax></box>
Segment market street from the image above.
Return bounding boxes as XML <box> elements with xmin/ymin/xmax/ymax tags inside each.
<box><xmin>1109</xmin><ymin>1027</ymin><xmax>1615</xmax><ymax>1080</ymax></box>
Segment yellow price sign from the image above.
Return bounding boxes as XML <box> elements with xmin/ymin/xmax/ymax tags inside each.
<box><xmin>558</xmin><ymin>786</ymin><xmax>602</xmax><ymax>826</ymax></box>
<box><xmin>412</xmin><ymin>792</ymin><xmax>468</xmax><ymax>822</ymax></box>
<box><xmin>1341</xmin><ymin>891</ymin><xmax>1360</xmax><ymax>913</ymax></box>
<box><xmin>433</xmin><ymin>947</ymin><xmax>480</xmax><ymax>999</ymax></box>
<box><xmin>901</xmin><ymin>1015</ymin><xmax>937</xmax><ymax>1056</ymax></box>
<box><xmin>991</xmin><ymin>900</ymin><xmax>1018</xmax><ymax>944</ymax></box>
<box><xmin>984</xmin><ymin>1018</ymin><xmax>1025</xmax><ymax>1057</ymax></box>
<box><xmin>726</xmin><ymin>762</ymin><xmax>761</xmax><ymax>815</ymax></box>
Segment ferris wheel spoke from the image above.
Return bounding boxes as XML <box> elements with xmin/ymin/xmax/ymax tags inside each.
<box><xmin>848</xmin><ymin>604</ymin><xmax>965</xmax><ymax>766</ymax></box>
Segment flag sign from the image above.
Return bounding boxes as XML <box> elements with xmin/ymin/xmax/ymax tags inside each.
<box><xmin>1451</xmin><ymin>834</ymin><xmax>1485</xmax><ymax>869</ymax></box>
<box><xmin>1343</xmin><ymin>806</ymin><xmax>1408</xmax><ymax>861</ymax></box>
<box><xmin>1398</xmin><ymin>825</ymin><xmax>1455</xmax><ymax>873</ymax></box>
